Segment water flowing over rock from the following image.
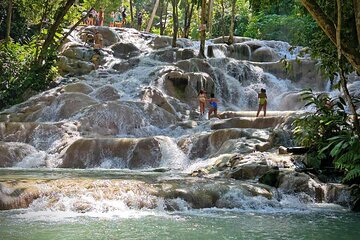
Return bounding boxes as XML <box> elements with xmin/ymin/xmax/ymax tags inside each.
<box><xmin>1</xmin><ymin>27</ymin><xmax>358</xmax><ymax>213</ymax></box>
<box><xmin>61</xmin><ymin>137</ymin><xmax>161</xmax><ymax>169</ymax></box>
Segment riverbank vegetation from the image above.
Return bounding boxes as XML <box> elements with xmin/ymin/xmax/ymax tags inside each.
<box><xmin>0</xmin><ymin>0</ymin><xmax>359</xmax><ymax>183</ymax></box>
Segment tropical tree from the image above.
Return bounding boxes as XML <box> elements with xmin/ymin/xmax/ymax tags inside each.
<box><xmin>182</xmin><ymin>0</ymin><xmax>195</xmax><ymax>38</ymax></box>
<box><xmin>199</xmin><ymin>0</ymin><xmax>206</xmax><ymax>58</ymax></box>
<box><xmin>299</xmin><ymin>0</ymin><xmax>360</xmax><ymax>136</ymax></box>
<box><xmin>5</xmin><ymin>0</ymin><xmax>12</xmax><ymax>44</ymax></box>
<box><xmin>172</xmin><ymin>0</ymin><xmax>179</xmax><ymax>47</ymax></box>
<box><xmin>228</xmin><ymin>0</ymin><xmax>236</xmax><ymax>44</ymax></box>
<box><xmin>146</xmin><ymin>0</ymin><xmax>160</xmax><ymax>32</ymax></box>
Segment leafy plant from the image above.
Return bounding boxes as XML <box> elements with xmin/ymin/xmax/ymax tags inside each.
<box><xmin>293</xmin><ymin>89</ymin><xmax>360</xmax><ymax>183</ymax></box>
<box><xmin>0</xmin><ymin>40</ymin><xmax>58</xmax><ymax>110</ymax></box>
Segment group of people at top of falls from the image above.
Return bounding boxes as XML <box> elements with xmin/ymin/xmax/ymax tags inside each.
<box><xmin>83</xmin><ymin>8</ymin><xmax>105</xmax><ymax>26</ymax></box>
<box><xmin>82</xmin><ymin>7</ymin><xmax>143</xmax><ymax>31</ymax></box>
<box><xmin>83</xmin><ymin>6</ymin><xmax>143</xmax><ymax>31</ymax></box>
<box><xmin>198</xmin><ymin>88</ymin><xmax>267</xmax><ymax>119</ymax></box>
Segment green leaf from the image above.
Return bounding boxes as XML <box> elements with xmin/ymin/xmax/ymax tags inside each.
<box><xmin>330</xmin><ymin>141</ymin><xmax>344</xmax><ymax>157</ymax></box>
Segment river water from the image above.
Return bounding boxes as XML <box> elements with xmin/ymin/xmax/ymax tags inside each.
<box><xmin>1</xmin><ymin>169</ymin><xmax>359</xmax><ymax>240</ymax></box>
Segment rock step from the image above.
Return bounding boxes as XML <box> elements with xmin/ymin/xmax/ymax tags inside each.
<box><xmin>211</xmin><ymin>116</ymin><xmax>288</xmax><ymax>130</ymax></box>
<box><xmin>219</xmin><ymin>111</ymin><xmax>297</xmax><ymax>119</ymax></box>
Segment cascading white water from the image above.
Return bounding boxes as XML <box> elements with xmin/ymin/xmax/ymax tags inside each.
<box><xmin>1</xmin><ymin>27</ymin><xmax>357</xmax><ymax>225</ymax></box>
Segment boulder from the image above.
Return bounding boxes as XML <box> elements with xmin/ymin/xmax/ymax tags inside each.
<box><xmin>211</xmin><ymin>36</ymin><xmax>252</xmax><ymax>44</ymax></box>
<box><xmin>111</xmin><ymin>42</ymin><xmax>140</xmax><ymax>59</ymax></box>
<box><xmin>39</xmin><ymin>92</ymin><xmax>98</xmax><ymax>121</ymax></box>
<box><xmin>0</xmin><ymin>142</ymin><xmax>37</xmax><ymax>167</ymax></box>
<box><xmin>176</xmin><ymin>48</ymin><xmax>196</xmax><ymax>60</ymax></box>
<box><xmin>230</xmin><ymin>43</ymin><xmax>252</xmax><ymax>60</ymax></box>
<box><xmin>58</xmin><ymin>56</ymin><xmax>94</xmax><ymax>76</ymax></box>
<box><xmin>0</xmin><ymin>94</ymin><xmax>56</xmax><ymax>122</ymax></box>
<box><xmin>251</xmin><ymin>46</ymin><xmax>280</xmax><ymax>62</ymax></box>
<box><xmin>61</xmin><ymin>137</ymin><xmax>162</xmax><ymax>169</ymax></box>
<box><xmin>178</xmin><ymin>133</ymin><xmax>211</xmax><ymax>160</ymax></box>
<box><xmin>207</xmin><ymin>44</ymin><xmax>228</xmax><ymax>58</ymax></box>
<box><xmin>142</xmin><ymin>86</ymin><xmax>176</xmax><ymax>115</ymax></box>
<box><xmin>63</xmin><ymin>82</ymin><xmax>94</xmax><ymax>94</ymax></box>
<box><xmin>150</xmin><ymin>49</ymin><xmax>177</xmax><ymax>62</ymax></box>
<box><xmin>209</xmin><ymin>129</ymin><xmax>249</xmax><ymax>153</ymax></box>
<box><xmin>90</xmin><ymin>85</ymin><xmax>121</xmax><ymax>102</ymax></box>
<box><xmin>0</xmin><ymin>122</ymin><xmax>67</xmax><ymax>151</ymax></box>
<box><xmin>259</xmin><ymin>168</ymin><xmax>280</xmax><ymax>187</ymax></box>
<box><xmin>211</xmin><ymin>117</ymin><xmax>286</xmax><ymax>130</ymax></box>
<box><xmin>112</xmin><ymin>58</ymin><xmax>140</xmax><ymax>73</ymax></box>
<box><xmin>0</xmin><ymin>183</ymin><xmax>40</xmax><ymax>210</ymax></box>
<box><xmin>277</xmin><ymin>171</ymin><xmax>323</xmax><ymax>200</ymax></box>
<box><xmin>254</xmin><ymin>59</ymin><xmax>326</xmax><ymax>90</ymax></box>
<box><xmin>228</xmin><ymin>163</ymin><xmax>272</xmax><ymax>180</ymax></box>
<box><xmin>150</xmin><ymin>36</ymin><xmax>172</xmax><ymax>49</ymax></box>
<box><xmin>76</xmin><ymin>101</ymin><xmax>177</xmax><ymax>136</ymax></box>
<box><xmin>61</xmin><ymin>45</ymin><xmax>94</xmax><ymax>61</ymax></box>
<box><xmin>163</xmin><ymin>70</ymin><xmax>215</xmax><ymax>107</ymax></box>
<box><xmin>80</xmin><ymin>26</ymin><xmax>120</xmax><ymax>47</ymax></box>
<box><xmin>128</xmin><ymin>138</ymin><xmax>162</xmax><ymax>169</ymax></box>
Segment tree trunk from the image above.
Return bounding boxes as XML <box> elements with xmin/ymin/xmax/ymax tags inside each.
<box><xmin>207</xmin><ymin>0</ymin><xmax>214</xmax><ymax>38</ymax></box>
<box><xmin>37</xmin><ymin>0</ymin><xmax>76</xmax><ymax>65</ymax></box>
<box><xmin>172</xmin><ymin>0</ymin><xmax>178</xmax><ymax>47</ymax></box>
<box><xmin>228</xmin><ymin>0</ymin><xmax>236</xmax><ymax>44</ymax></box>
<box><xmin>35</xmin><ymin>0</ymin><xmax>51</xmax><ymax>59</ymax></box>
<box><xmin>159</xmin><ymin>0</ymin><xmax>164</xmax><ymax>35</ymax></box>
<box><xmin>161</xmin><ymin>0</ymin><xmax>169</xmax><ymax>35</ymax></box>
<box><xmin>182</xmin><ymin>0</ymin><xmax>189</xmax><ymax>38</ymax></box>
<box><xmin>130</xmin><ymin>0</ymin><xmax>134</xmax><ymax>28</ymax></box>
<box><xmin>182</xmin><ymin>0</ymin><xmax>194</xmax><ymax>38</ymax></box>
<box><xmin>336</xmin><ymin>0</ymin><xmax>360</xmax><ymax>136</ymax></box>
<box><xmin>300</xmin><ymin>0</ymin><xmax>360</xmax><ymax>74</ymax></box>
<box><xmin>146</xmin><ymin>0</ymin><xmax>160</xmax><ymax>32</ymax></box>
<box><xmin>59</xmin><ymin>7</ymin><xmax>94</xmax><ymax>48</ymax></box>
<box><xmin>186</xmin><ymin>2</ymin><xmax>194</xmax><ymax>38</ymax></box>
<box><xmin>353</xmin><ymin>0</ymin><xmax>360</xmax><ymax>45</ymax></box>
<box><xmin>5</xmin><ymin>0</ymin><xmax>12</xmax><ymax>44</ymax></box>
<box><xmin>220</xmin><ymin>0</ymin><xmax>225</xmax><ymax>42</ymax></box>
<box><xmin>199</xmin><ymin>0</ymin><xmax>206</xmax><ymax>58</ymax></box>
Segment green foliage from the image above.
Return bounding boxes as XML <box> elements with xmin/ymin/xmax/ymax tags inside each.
<box><xmin>0</xmin><ymin>39</ymin><xmax>58</xmax><ymax>110</ymax></box>
<box><xmin>243</xmin><ymin>13</ymin><xmax>317</xmax><ymax>46</ymax></box>
<box><xmin>0</xmin><ymin>2</ymin><xmax>32</xmax><ymax>42</ymax></box>
<box><xmin>247</xmin><ymin>0</ymin><xmax>296</xmax><ymax>15</ymax></box>
<box><xmin>292</xmin><ymin>89</ymin><xmax>360</xmax><ymax>183</ymax></box>
<box><xmin>324</xmin><ymin>134</ymin><xmax>360</xmax><ymax>183</ymax></box>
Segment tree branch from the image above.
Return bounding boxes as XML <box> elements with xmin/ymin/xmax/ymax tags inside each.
<box><xmin>37</xmin><ymin>0</ymin><xmax>76</xmax><ymax>64</ymax></box>
<box><xmin>58</xmin><ymin>7</ymin><xmax>94</xmax><ymax>48</ymax></box>
<box><xmin>300</xmin><ymin>0</ymin><xmax>360</xmax><ymax>74</ymax></box>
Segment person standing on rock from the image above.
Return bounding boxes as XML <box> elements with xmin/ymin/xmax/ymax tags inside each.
<box><xmin>91</xmin><ymin>48</ymin><xmax>101</xmax><ymax>69</ymax></box>
<box><xmin>121</xmin><ymin>7</ymin><xmax>127</xmax><ymax>26</ymax></box>
<box><xmin>256</xmin><ymin>88</ymin><xmax>267</xmax><ymax>117</ymax></box>
<box><xmin>115</xmin><ymin>10</ymin><xmax>122</xmax><ymax>27</ymax></box>
<box><xmin>137</xmin><ymin>12</ymin><xmax>142</xmax><ymax>31</ymax></box>
<box><xmin>208</xmin><ymin>93</ymin><xmax>219</xmax><ymax>119</ymax></box>
<box><xmin>109</xmin><ymin>11</ymin><xmax>115</xmax><ymax>27</ymax></box>
<box><xmin>94</xmin><ymin>31</ymin><xmax>103</xmax><ymax>49</ymax></box>
<box><xmin>198</xmin><ymin>89</ymin><xmax>207</xmax><ymax>117</ymax></box>
<box><xmin>98</xmin><ymin>7</ymin><xmax>104</xmax><ymax>26</ymax></box>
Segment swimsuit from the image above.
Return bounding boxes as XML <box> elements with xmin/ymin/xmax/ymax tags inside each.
<box><xmin>259</xmin><ymin>98</ymin><xmax>266</xmax><ymax>105</ymax></box>
<box><xmin>258</xmin><ymin>93</ymin><xmax>267</xmax><ymax>105</ymax></box>
<box><xmin>198</xmin><ymin>94</ymin><xmax>206</xmax><ymax>103</ymax></box>
<box><xmin>210</xmin><ymin>101</ymin><xmax>217</xmax><ymax>109</ymax></box>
